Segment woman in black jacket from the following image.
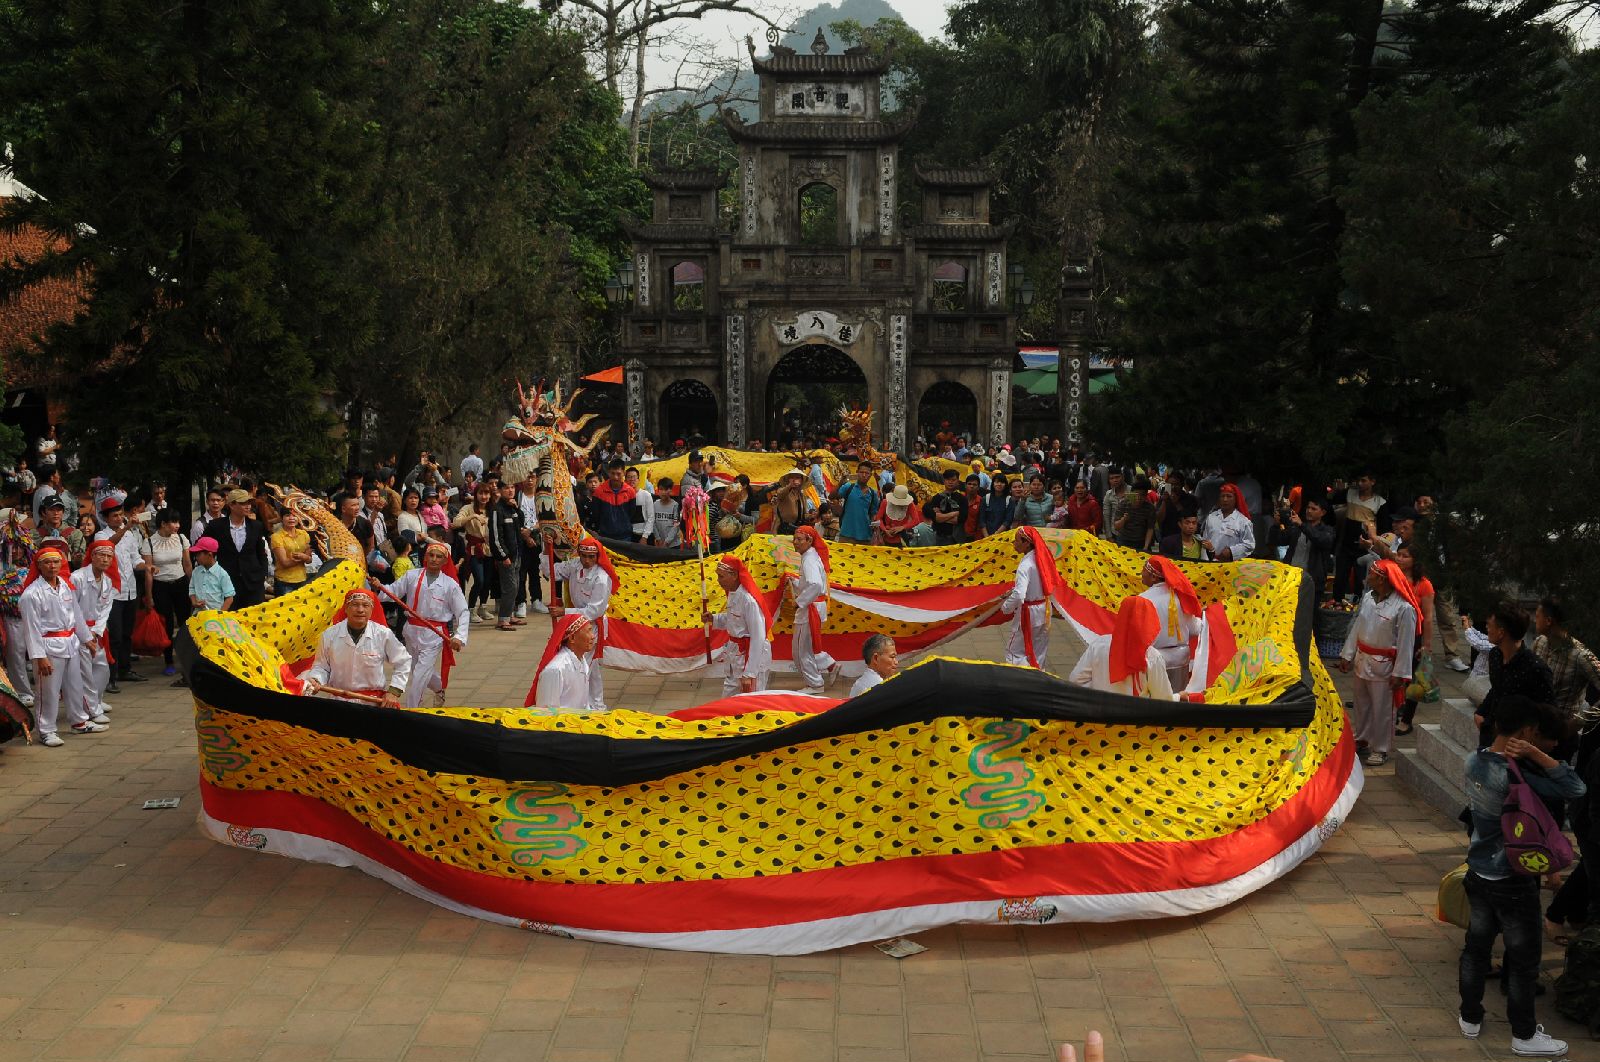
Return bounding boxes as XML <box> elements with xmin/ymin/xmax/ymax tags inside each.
<box><xmin>1272</xmin><ymin>496</ymin><xmax>1336</xmax><ymax>604</ymax></box>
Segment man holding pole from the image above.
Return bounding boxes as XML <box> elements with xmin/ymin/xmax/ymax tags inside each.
<box><xmin>550</xmin><ymin>537</ymin><xmax>617</xmax><ymax>710</ymax></box>
<box><xmin>386</xmin><ymin>540</ymin><xmax>470</xmax><ymax>709</ymax></box>
<box><xmin>303</xmin><ymin>588</ymin><xmax>412</xmax><ymax>706</ymax></box>
<box><xmin>704</xmin><ymin>556</ymin><xmax>771</xmax><ymax>695</ymax></box>
<box><xmin>788</xmin><ymin>523</ymin><xmax>838</xmax><ymax>691</ymax></box>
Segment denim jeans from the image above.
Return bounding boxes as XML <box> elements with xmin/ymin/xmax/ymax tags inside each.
<box><xmin>1459</xmin><ymin>870</ymin><xmax>1541</xmax><ymax>1039</ymax></box>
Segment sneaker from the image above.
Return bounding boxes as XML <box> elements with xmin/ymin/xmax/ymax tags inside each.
<box><xmin>97</xmin><ymin>702</ymin><xmax>112</xmax><ymax>714</ymax></box>
<box><xmin>433</xmin><ymin>690</ymin><xmax>446</xmax><ymax>709</ymax></box>
<box><xmin>531</xmin><ymin>600</ymin><xmax>549</xmax><ymax>614</ymax></box>
<box><xmin>1364</xmin><ymin>751</ymin><xmax>1388</xmax><ymax>767</ymax></box>
<box><xmin>515</xmin><ymin>604</ymin><xmax>527</xmax><ymax>619</ymax></box>
<box><xmin>119</xmin><ymin>671</ymin><xmax>147</xmax><ymax>683</ymax></box>
<box><xmin>40</xmin><ymin>733</ymin><xmax>63</xmax><ymax>747</ymax></box>
<box><xmin>70</xmin><ymin>721</ymin><xmax>108</xmax><ymax>734</ymax></box>
<box><xmin>89</xmin><ymin>713</ymin><xmax>110</xmax><ymax>725</ymax></box>
<box><xmin>105</xmin><ymin>681</ymin><xmax>121</xmax><ymax>695</ymax></box>
<box><xmin>1458</xmin><ymin>1015</ymin><xmax>1480</xmax><ymax>1040</ymax></box>
<box><xmin>19</xmin><ymin>694</ymin><xmax>33</xmax><ymax>708</ymax></box>
<box><xmin>162</xmin><ymin>665</ymin><xmax>176</xmax><ymax>676</ymax></box>
<box><xmin>1447</xmin><ymin>656</ymin><xmax>1471</xmax><ymax>673</ymax></box>
<box><xmin>1511</xmin><ymin>1026</ymin><xmax>1567</xmax><ymax>1056</ymax></box>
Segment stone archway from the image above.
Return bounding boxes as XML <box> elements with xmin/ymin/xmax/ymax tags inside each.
<box><xmin>765</xmin><ymin>345</ymin><xmax>868</xmax><ymax>445</ymax></box>
<box><xmin>916</xmin><ymin>380</ymin><xmax>978</xmax><ymax>444</ymax></box>
<box><xmin>659</xmin><ymin>379</ymin><xmax>719</xmax><ymax>448</ymax></box>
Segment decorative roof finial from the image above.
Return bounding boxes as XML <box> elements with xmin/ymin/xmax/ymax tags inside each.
<box><xmin>810</xmin><ymin>27</ymin><xmax>829</xmax><ymax>55</ymax></box>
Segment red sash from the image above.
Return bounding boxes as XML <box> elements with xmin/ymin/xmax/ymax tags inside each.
<box><xmin>1020</xmin><ymin>598</ymin><xmax>1048</xmax><ymax>669</ymax></box>
<box><xmin>731</xmin><ymin>634</ymin><xmax>751</xmax><ymax>663</ymax></box>
<box><xmin>1356</xmin><ymin>641</ymin><xmax>1398</xmax><ymax>660</ymax></box>
<box><xmin>84</xmin><ymin>619</ymin><xmax>114</xmax><ymax>666</ymax></box>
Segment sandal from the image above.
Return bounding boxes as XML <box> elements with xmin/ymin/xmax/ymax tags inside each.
<box><xmin>495</xmin><ymin>623</ymin><xmax>515</xmax><ymax>631</ymax></box>
<box><xmin>1547</xmin><ymin>920</ymin><xmax>1572</xmax><ymax>947</ymax></box>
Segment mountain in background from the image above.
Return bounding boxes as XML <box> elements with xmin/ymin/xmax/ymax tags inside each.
<box><xmin>646</xmin><ymin>0</ymin><xmax>910</xmax><ymax>121</ymax></box>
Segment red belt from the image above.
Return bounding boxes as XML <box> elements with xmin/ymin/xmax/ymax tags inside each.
<box><xmin>409</xmin><ymin>616</ymin><xmax>458</xmax><ymax>685</ymax></box>
<box><xmin>731</xmin><ymin>634</ymin><xmax>751</xmax><ymax>660</ymax></box>
<box><xmin>1356</xmin><ymin>641</ymin><xmax>1398</xmax><ymax>659</ymax></box>
<box><xmin>43</xmin><ymin>629</ymin><xmax>75</xmax><ymax>638</ymax></box>
<box><xmin>1020</xmin><ymin>599</ymin><xmax>1049</xmax><ymax>669</ymax></box>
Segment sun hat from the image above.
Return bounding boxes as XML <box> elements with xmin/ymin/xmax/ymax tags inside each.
<box><xmin>226</xmin><ymin>488</ymin><xmax>250</xmax><ymax>504</ymax></box>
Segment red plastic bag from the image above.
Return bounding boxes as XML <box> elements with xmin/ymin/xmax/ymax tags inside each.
<box><xmin>131</xmin><ymin>607</ymin><xmax>172</xmax><ymax>655</ymax></box>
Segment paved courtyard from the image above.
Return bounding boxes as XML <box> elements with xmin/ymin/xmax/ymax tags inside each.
<box><xmin>0</xmin><ymin>617</ymin><xmax>1585</xmax><ymax>1062</ymax></box>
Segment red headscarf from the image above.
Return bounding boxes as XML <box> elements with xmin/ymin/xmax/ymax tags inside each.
<box><xmin>1220</xmin><ymin>482</ymin><xmax>1251</xmax><ymax>521</ymax></box>
<box><xmin>22</xmin><ymin>542</ymin><xmax>73</xmax><ymax>593</ymax></box>
<box><xmin>333</xmin><ymin>587</ymin><xmax>380</xmax><ymax>625</ymax></box>
<box><xmin>422</xmin><ymin>539</ymin><xmax>459</xmax><ymax>583</ymax></box>
<box><xmin>1372</xmin><ymin>559</ymin><xmax>1424</xmax><ymax>635</ymax></box>
<box><xmin>1013</xmin><ymin>526</ymin><xmax>1063</xmax><ymax>599</ymax></box>
<box><xmin>1108</xmin><ymin>595</ymin><xmax>1161</xmax><ymax>694</ymax></box>
<box><xmin>523</xmin><ymin>614</ymin><xmax>592</xmax><ymax>707</ymax></box>
<box><xmin>89</xmin><ymin>539</ymin><xmax>121</xmax><ymax>593</ymax></box>
<box><xmin>793</xmin><ymin>524</ymin><xmax>829</xmax><ymax>577</ymax></box>
<box><xmin>717</xmin><ymin>555</ymin><xmax>773</xmax><ymax>638</ymax></box>
<box><xmin>1145</xmin><ymin>555</ymin><xmax>1200</xmax><ymax>618</ymax></box>
<box><xmin>577</xmin><ymin>538</ymin><xmax>620</xmax><ymax>592</ymax></box>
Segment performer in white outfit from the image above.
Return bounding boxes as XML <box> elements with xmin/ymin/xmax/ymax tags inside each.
<box><xmin>848</xmin><ymin>633</ymin><xmax>899</xmax><ymax>697</ymax></box>
<box><xmin>705</xmin><ymin>555</ymin><xmax>771</xmax><ymax>696</ymax></box>
<box><xmin>787</xmin><ymin>524</ymin><xmax>836</xmax><ymax>690</ymax></box>
<box><xmin>0</xmin><ymin>505</ymin><xmax>38</xmax><ymax>707</ymax></box>
<box><xmin>1069</xmin><ymin>595</ymin><xmax>1175</xmax><ymax>700</ymax></box>
<box><xmin>1138</xmin><ymin>555</ymin><xmax>1202</xmax><ymax>691</ymax></box>
<box><xmin>1200</xmin><ymin>482</ymin><xmax>1255</xmax><ymax>561</ymax></box>
<box><xmin>549</xmin><ymin>537</ymin><xmax>616</xmax><ymax>710</ymax></box>
<box><xmin>1001</xmin><ymin>526</ymin><xmax>1062</xmax><ymax>670</ymax></box>
<box><xmin>1337</xmin><ymin>559</ymin><xmax>1419</xmax><ymax>767</ymax></box>
<box><xmin>72</xmin><ymin>540</ymin><xmax>117</xmax><ymax>724</ymax></box>
<box><xmin>20</xmin><ymin>543</ymin><xmax>95</xmax><ymax>745</ymax></box>
<box><xmin>525</xmin><ymin>613</ymin><xmax>597</xmax><ymax>710</ymax></box>
<box><xmin>387</xmin><ymin>541</ymin><xmax>469</xmax><ymax>709</ymax></box>
<box><xmin>302</xmin><ymin>588</ymin><xmax>413</xmax><ymax>706</ymax></box>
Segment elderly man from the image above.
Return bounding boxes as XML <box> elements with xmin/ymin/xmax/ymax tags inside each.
<box><xmin>21</xmin><ymin>543</ymin><xmax>96</xmax><ymax>746</ymax></box>
<box><xmin>303</xmin><ymin>588</ymin><xmax>412</xmax><ymax>706</ymax></box>
<box><xmin>72</xmin><ymin>540</ymin><xmax>118</xmax><ymax>725</ymax></box>
<box><xmin>1200</xmin><ymin>482</ymin><xmax>1255</xmax><ymax>561</ymax></box>
<box><xmin>787</xmin><ymin>524</ymin><xmax>837</xmax><ymax>690</ymax></box>
<box><xmin>1139</xmin><ymin>556</ymin><xmax>1202</xmax><ymax>691</ymax></box>
<box><xmin>386</xmin><ymin>540</ymin><xmax>469</xmax><ymax>709</ymax></box>
<box><xmin>550</xmin><ymin>538</ymin><xmax>617</xmax><ymax>710</ymax></box>
<box><xmin>705</xmin><ymin>555</ymin><xmax>771</xmax><ymax>695</ymax></box>
<box><xmin>849</xmin><ymin>633</ymin><xmax>899</xmax><ymax>697</ymax></box>
<box><xmin>1001</xmin><ymin>527</ymin><xmax>1061</xmax><ymax>670</ymax></box>
<box><xmin>1338</xmin><ymin>559</ymin><xmax>1419</xmax><ymax>768</ymax></box>
<box><xmin>525</xmin><ymin>614</ymin><xmax>598</xmax><ymax>710</ymax></box>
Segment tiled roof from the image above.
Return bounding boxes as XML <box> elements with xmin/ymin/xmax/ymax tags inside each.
<box><xmin>906</xmin><ymin>221</ymin><xmax>1018</xmax><ymax>240</ymax></box>
<box><xmin>720</xmin><ymin>109</ymin><xmax>916</xmax><ymax>144</ymax></box>
<box><xmin>0</xmin><ymin>206</ymin><xmax>89</xmax><ymax>384</ymax></box>
<box><xmin>914</xmin><ymin>165</ymin><xmax>995</xmax><ymax>187</ymax></box>
<box><xmin>750</xmin><ymin>52</ymin><xmax>893</xmax><ymax>76</ymax></box>
<box><xmin>620</xmin><ymin>218</ymin><xmax>722</xmax><ymax>241</ymax></box>
<box><xmin>643</xmin><ymin>169</ymin><xmax>726</xmax><ymax>191</ymax></box>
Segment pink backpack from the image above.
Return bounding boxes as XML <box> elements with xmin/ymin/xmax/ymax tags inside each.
<box><xmin>1502</xmin><ymin>757</ymin><xmax>1575</xmax><ymax>877</ymax></box>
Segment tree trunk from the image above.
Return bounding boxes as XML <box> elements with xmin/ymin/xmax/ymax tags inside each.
<box><xmin>628</xmin><ymin>3</ymin><xmax>650</xmax><ymax>165</ymax></box>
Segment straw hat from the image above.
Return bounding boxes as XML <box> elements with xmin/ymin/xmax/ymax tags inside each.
<box><xmin>885</xmin><ymin>484</ymin><xmax>914</xmax><ymax>516</ymax></box>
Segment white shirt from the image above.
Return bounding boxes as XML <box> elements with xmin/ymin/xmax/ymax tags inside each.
<box><xmin>1068</xmin><ymin>636</ymin><xmax>1175</xmax><ymax>699</ymax></box>
<box><xmin>304</xmin><ymin>622</ymin><xmax>413</xmax><ymax>697</ymax></box>
<box><xmin>1202</xmin><ymin>509</ymin><xmax>1255</xmax><ymax>562</ymax></box>
<box><xmin>363</xmin><ymin>508</ymin><xmax>387</xmax><ymax>546</ymax></box>
<box><xmin>148</xmin><ymin>532</ymin><xmax>189</xmax><ymax>581</ymax></box>
<box><xmin>517</xmin><ymin>491</ymin><xmax>540</xmax><ymax>532</ymax></box>
<box><xmin>631</xmin><ymin>488</ymin><xmax>655</xmax><ymax>539</ymax></box>
<box><xmin>849</xmin><ymin>670</ymin><xmax>885</xmax><ymax>697</ymax></box>
<box><xmin>1001</xmin><ymin>553</ymin><xmax>1046</xmax><ymax>615</ymax></box>
<box><xmin>103</xmin><ymin>528</ymin><xmax>149</xmax><ymax>602</ymax></box>
<box><xmin>71</xmin><ymin>565</ymin><xmax>114</xmax><ymax>641</ymax></box>
<box><xmin>1340</xmin><ymin>591</ymin><xmax>1417</xmax><ymax>681</ymax></box>
<box><xmin>227</xmin><ymin>517</ymin><xmax>248</xmax><ymax>555</ymax></box>
<box><xmin>552</xmin><ymin>558</ymin><xmax>612</xmax><ymax>627</ymax></box>
<box><xmin>710</xmin><ymin>586</ymin><xmax>770</xmax><ymax>677</ymax></box>
<box><xmin>1140</xmin><ymin>583</ymin><xmax>1198</xmax><ymax>671</ymax></box>
<box><xmin>191</xmin><ymin>511</ymin><xmax>222</xmax><ymax>542</ymax></box>
<box><xmin>793</xmin><ymin>550</ymin><xmax>828</xmax><ymax>613</ymax></box>
<box><xmin>387</xmin><ymin>569</ymin><xmax>470</xmax><ymax>651</ymax></box>
<box><xmin>536</xmin><ymin>647</ymin><xmax>590</xmax><ymax>710</ymax></box>
<box><xmin>21</xmin><ymin>575</ymin><xmax>87</xmax><ymax>660</ymax></box>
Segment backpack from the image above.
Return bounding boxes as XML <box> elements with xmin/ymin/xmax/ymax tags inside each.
<box><xmin>1501</xmin><ymin>757</ymin><xmax>1575</xmax><ymax>877</ymax></box>
<box><xmin>1555</xmin><ymin>925</ymin><xmax>1600</xmax><ymax>1038</ymax></box>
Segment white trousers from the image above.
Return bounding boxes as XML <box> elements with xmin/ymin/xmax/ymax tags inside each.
<box><xmin>1351</xmin><ymin>677</ymin><xmax>1394</xmax><ymax>757</ymax></box>
<box><xmin>3</xmin><ymin>614</ymin><xmax>34</xmax><ymax>702</ymax></box>
<box><xmin>403</xmin><ymin>637</ymin><xmax>443</xmax><ymax>709</ymax></box>
<box><xmin>1004</xmin><ymin>604</ymin><xmax>1050</xmax><ymax>670</ymax></box>
<box><xmin>583</xmin><ymin>647</ymin><xmax>606</xmax><ymax>710</ymax></box>
<box><xmin>720</xmin><ymin>652</ymin><xmax>769</xmax><ymax>698</ymax></box>
<box><xmin>792</xmin><ymin>602</ymin><xmax>835</xmax><ymax>688</ymax></box>
<box><xmin>34</xmin><ymin>651</ymin><xmax>86</xmax><ymax>737</ymax></box>
<box><xmin>78</xmin><ymin>641</ymin><xmax>110</xmax><ymax>716</ymax></box>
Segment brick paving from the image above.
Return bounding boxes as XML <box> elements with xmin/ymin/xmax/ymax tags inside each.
<box><xmin>0</xmin><ymin>616</ymin><xmax>1586</xmax><ymax>1061</ymax></box>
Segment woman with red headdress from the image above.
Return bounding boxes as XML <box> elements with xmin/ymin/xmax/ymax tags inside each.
<box><xmin>1002</xmin><ymin>526</ymin><xmax>1063</xmax><ymax>670</ymax></box>
<box><xmin>1139</xmin><ymin>555</ymin><xmax>1203</xmax><ymax>690</ymax></box>
<box><xmin>302</xmin><ymin>587</ymin><xmax>413</xmax><ymax>707</ymax></box>
<box><xmin>20</xmin><ymin>542</ymin><xmax>95</xmax><ymax>745</ymax></box>
<box><xmin>1200</xmin><ymin>482</ymin><xmax>1256</xmax><ymax>562</ymax></box>
<box><xmin>550</xmin><ymin>538</ymin><xmax>617</xmax><ymax>710</ymax></box>
<box><xmin>526</xmin><ymin>613</ymin><xmax>597</xmax><ymax>710</ymax></box>
<box><xmin>1337</xmin><ymin>559</ymin><xmax>1419</xmax><ymax>767</ymax></box>
<box><xmin>787</xmin><ymin>524</ymin><xmax>837</xmax><ymax>690</ymax></box>
<box><xmin>705</xmin><ymin>555</ymin><xmax>772</xmax><ymax>695</ymax></box>
<box><xmin>1068</xmin><ymin>595</ymin><xmax>1175</xmax><ymax>700</ymax></box>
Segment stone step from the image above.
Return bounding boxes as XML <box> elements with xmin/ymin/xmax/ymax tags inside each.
<box><xmin>1395</xmin><ymin>747</ymin><xmax>1470</xmax><ymax>821</ymax></box>
<box><xmin>1441</xmin><ymin>696</ymin><xmax>1480</xmax><ymax>751</ymax></box>
<box><xmin>1417</xmin><ymin>722</ymin><xmax>1473</xmax><ymax>782</ymax></box>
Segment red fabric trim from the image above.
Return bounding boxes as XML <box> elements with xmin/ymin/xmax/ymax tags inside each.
<box><xmin>197</xmin><ymin>726</ymin><xmax>1353</xmax><ymax>933</ymax></box>
<box><xmin>1203</xmin><ymin>602</ymin><xmax>1237</xmax><ymax>688</ymax></box>
<box><xmin>670</xmin><ymin>692</ymin><xmax>841</xmax><ymax>720</ymax></box>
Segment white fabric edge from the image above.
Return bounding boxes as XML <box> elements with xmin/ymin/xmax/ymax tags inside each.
<box><xmin>599</xmin><ymin>645</ymin><xmax>865</xmax><ymax>679</ymax></box>
<box><xmin>197</xmin><ymin>759</ymin><xmax>1361</xmax><ymax>955</ymax></box>
<box><xmin>828</xmin><ymin>587</ymin><xmax>989</xmax><ymax>623</ymax></box>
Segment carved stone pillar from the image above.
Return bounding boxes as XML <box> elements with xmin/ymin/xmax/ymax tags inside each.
<box><xmin>625</xmin><ymin>358</ymin><xmax>647</xmax><ymax>446</ymax></box>
<box><xmin>725</xmin><ymin>313</ymin><xmax>746</xmax><ymax>446</ymax></box>
<box><xmin>886</xmin><ymin>314</ymin><xmax>907</xmax><ymax>454</ymax></box>
<box><xmin>1062</xmin><ymin>348</ymin><xmax>1085</xmax><ymax>444</ymax></box>
<box><xmin>988</xmin><ymin>357</ymin><xmax>1011</xmax><ymax>451</ymax></box>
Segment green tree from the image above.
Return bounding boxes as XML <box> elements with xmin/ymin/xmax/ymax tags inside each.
<box><xmin>342</xmin><ymin>0</ymin><xmax>645</xmax><ymax>462</ymax></box>
<box><xmin>0</xmin><ymin>0</ymin><xmax>379</xmax><ymax>491</ymax></box>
